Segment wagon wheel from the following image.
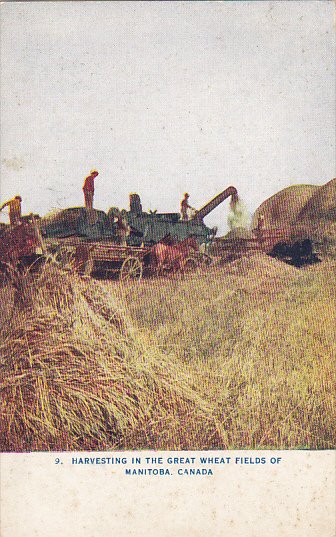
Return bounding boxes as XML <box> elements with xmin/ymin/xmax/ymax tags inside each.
<box><xmin>120</xmin><ymin>256</ymin><xmax>143</xmax><ymax>282</ymax></box>
<box><xmin>182</xmin><ymin>256</ymin><xmax>199</xmax><ymax>274</ymax></box>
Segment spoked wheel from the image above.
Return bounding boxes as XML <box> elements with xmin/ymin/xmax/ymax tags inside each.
<box><xmin>120</xmin><ymin>256</ymin><xmax>143</xmax><ymax>282</ymax></box>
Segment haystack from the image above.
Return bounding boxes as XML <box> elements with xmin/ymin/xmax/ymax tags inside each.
<box><xmin>252</xmin><ymin>184</ymin><xmax>318</xmax><ymax>229</ymax></box>
<box><xmin>294</xmin><ymin>179</ymin><xmax>336</xmax><ymax>256</ymax></box>
<box><xmin>0</xmin><ymin>265</ymin><xmax>210</xmax><ymax>451</ymax></box>
<box><xmin>297</xmin><ymin>178</ymin><xmax>336</xmax><ymax>225</ymax></box>
<box><xmin>252</xmin><ymin>179</ymin><xmax>336</xmax><ymax>257</ymax></box>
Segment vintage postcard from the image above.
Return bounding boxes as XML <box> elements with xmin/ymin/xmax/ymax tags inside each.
<box><xmin>0</xmin><ymin>1</ymin><xmax>335</xmax><ymax>536</ymax></box>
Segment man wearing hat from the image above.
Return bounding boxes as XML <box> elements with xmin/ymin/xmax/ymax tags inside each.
<box><xmin>180</xmin><ymin>192</ymin><xmax>192</xmax><ymax>221</ymax></box>
<box><xmin>0</xmin><ymin>195</ymin><xmax>22</xmax><ymax>225</ymax></box>
<box><xmin>83</xmin><ymin>169</ymin><xmax>99</xmax><ymax>209</ymax></box>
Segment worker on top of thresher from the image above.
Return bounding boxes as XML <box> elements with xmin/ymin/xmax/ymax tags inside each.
<box><xmin>83</xmin><ymin>169</ymin><xmax>99</xmax><ymax>209</ymax></box>
<box><xmin>180</xmin><ymin>193</ymin><xmax>196</xmax><ymax>221</ymax></box>
<box><xmin>0</xmin><ymin>195</ymin><xmax>22</xmax><ymax>226</ymax></box>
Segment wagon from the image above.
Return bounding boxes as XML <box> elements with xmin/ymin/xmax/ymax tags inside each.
<box><xmin>43</xmin><ymin>235</ymin><xmax>209</xmax><ymax>280</ymax></box>
<box><xmin>43</xmin><ymin>237</ymin><xmax>151</xmax><ymax>281</ymax></box>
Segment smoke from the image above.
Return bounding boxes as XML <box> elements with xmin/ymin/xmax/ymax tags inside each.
<box><xmin>227</xmin><ymin>198</ymin><xmax>251</xmax><ymax>230</ymax></box>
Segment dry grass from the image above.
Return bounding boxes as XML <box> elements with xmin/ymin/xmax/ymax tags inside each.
<box><xmin>0</xmin><ymin>266</ymin><xmax>212</xmax><ymax>451</ymax></box>
<box><xmin>1</xmin><ymin>255</ymin><xmax>335</xmax><ymax>451</ymax></box>
<box><xmin>117</xmin><ymin>255</ymin><xmax>336</xmax><ymax>449</ymax></box>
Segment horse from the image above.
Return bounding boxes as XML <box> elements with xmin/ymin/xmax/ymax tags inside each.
<box><xmin>150</xmin><ymin>236</ymin><xmax>199</xmax><ymax>274</ymax></box>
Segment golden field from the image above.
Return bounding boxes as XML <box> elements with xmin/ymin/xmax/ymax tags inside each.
<box><xmin>0</xmin><ymin>254</ymin><xmax>335</xmax><ymax>451</ymax></box>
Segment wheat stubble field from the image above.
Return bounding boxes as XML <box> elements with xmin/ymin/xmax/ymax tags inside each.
<box><xmin>1</xmin><ymin>252</ymin><xmax>335</xmax><ymax>452</ymax></box>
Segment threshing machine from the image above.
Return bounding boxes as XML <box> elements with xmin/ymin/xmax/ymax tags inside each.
<box><xmin>39</xmin><ymin>186</ymin><xmax>239</xmax><ymax>247</ymax></box>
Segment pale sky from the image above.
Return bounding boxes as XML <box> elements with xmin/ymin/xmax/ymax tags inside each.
<box><xmin>0</xmin><ymin>1</ymin><xmax>335</xmax><ymax>233</ymax></box>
